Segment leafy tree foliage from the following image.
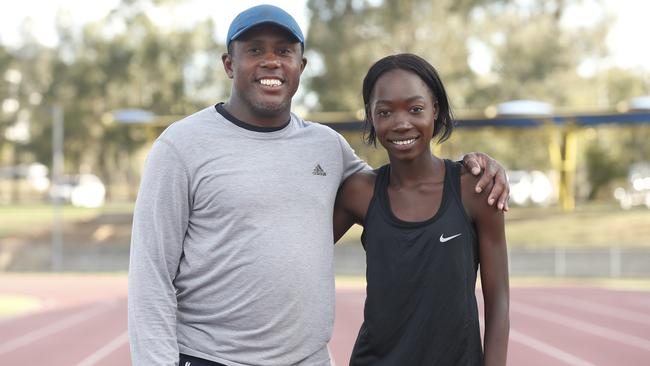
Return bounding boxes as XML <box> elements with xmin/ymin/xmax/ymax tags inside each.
<box><xmin>306</xmin><ymin>0</ymin><xmax>612</xmax><ymax>112</ymax></box>
<box><xmin>306</xmin><ymin>0</ymin><xmax>650</xmax><ymax>203</ymax></box>
<box><xmin>2</xmin><ymin>0</ymin><xmax>227</xmax><ymax>200</ymax></box>
<box><xmin>1</xmin><ymin>0</ymin><xmax>648</xmax><ymax>204</ymax></box>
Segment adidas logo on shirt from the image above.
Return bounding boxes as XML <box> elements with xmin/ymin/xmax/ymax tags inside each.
<box><xmin>312</xmin><ymin>164</ymin><xmax>327</xmax><ymax>176</ymax></box>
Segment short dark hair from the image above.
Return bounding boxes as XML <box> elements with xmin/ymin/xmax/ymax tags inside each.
<box><xmin>362</xmin><ymin>53</ymin><xmax>454</xmax><ymax>146</ymax></box>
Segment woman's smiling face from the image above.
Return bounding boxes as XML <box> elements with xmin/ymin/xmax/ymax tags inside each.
<box><xmin>369</xmin><ymin>68</ymin><xmax>438</xmax><ymax>161</ymax></box>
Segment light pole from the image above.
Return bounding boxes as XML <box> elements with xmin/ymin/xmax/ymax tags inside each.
<box><xmin>51</xmin><ymin>104</ymin><xmax>64</xmax><ymax>271</ymax></box>
<box><xmin>2</xmin><ymin>68</ymin><xmax>22</xmax><ymax>203</ymax></box>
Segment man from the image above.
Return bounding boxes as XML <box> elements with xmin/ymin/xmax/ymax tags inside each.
<box><xmin>128</xmin><ymin>5</ymin><xmax>509</xmax><ymax>366</ymax></box>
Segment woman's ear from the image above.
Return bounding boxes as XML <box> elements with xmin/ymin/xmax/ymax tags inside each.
<box><xmin>433</xmin><ymin>100</ymin><xmax>440</xmax><ymax>120</ymax></box>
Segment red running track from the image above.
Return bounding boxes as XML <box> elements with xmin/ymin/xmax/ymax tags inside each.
<box><xmin>1</xmin><ymin>274</ymin><xmax>649</xmax><ymax>365</ymax></box>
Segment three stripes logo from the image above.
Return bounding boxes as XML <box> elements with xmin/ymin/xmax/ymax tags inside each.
<box><xmin>312</xmin><ymin>164</ymin><xmax>327</xmax><ymax>176</ymax></box>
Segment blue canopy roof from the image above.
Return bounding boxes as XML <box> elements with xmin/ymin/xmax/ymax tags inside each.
<box><xmin>321</xmin><ymin>111</ymin><xmax>650</xmax><ymax>131</ymax></box>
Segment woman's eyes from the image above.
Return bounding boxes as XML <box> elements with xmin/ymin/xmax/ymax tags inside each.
<box><xmin>375</xmin><ymin>106</ymin><xmax>424</xmax><ymax>117</ymax></box>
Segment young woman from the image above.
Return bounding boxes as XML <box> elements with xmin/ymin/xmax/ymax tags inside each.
<box><xmin>334</xmin><ymin>54</ymin><xmax>509</xmax><ymax>365</ymax></box>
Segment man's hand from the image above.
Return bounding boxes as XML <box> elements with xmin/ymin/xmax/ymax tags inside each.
<box><xmin>462</xmin><ymin>152</ymin><xmax>509</xmax><ymax>211</ymax></box>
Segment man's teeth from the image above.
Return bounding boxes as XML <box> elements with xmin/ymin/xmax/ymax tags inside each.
<box><xmin>392</xmin><ymin>138</ymin><xmax>416</xmax><ymax>145</ymax></box>
<box><xmin>260</xmin><ymin>79</ymin><xmax>282</xmax><ymax>86</ymax></box>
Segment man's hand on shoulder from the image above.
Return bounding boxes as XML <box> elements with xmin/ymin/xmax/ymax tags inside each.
<box><xmin>461</xmin><ymin>152</ymin><xmax>509</xmax><ymax>211</ymax></box>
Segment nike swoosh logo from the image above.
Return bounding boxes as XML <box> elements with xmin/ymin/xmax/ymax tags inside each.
<box><xmin>439</xmin><ymin>233</ymin><xmax>461</xmax><ymax>243</ymax></box>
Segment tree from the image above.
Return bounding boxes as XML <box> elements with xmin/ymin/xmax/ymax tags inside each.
<box><xmin>12</xmin><ymin>0</ymin><xmax>228</xmax><ymax>200</ymax></box>
<box><xmin>604</xmin><ymin>67</ymin><xmax>650</xmax><ymax>106</ymax></box>
<box><xmin>305</xmin><ymin>0</ymin><xmax>510</xmax><ymax>112</ymax></box>
<box><xmin>306</xmin><ymin>0</ymin><xmax>630</xmax><ymax>196</ymax></box>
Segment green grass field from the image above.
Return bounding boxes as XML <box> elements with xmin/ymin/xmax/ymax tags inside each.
<box><xmin>339</xmin><ymin>203</ymin><xmax>650</xmax><ymax>248</ymax></box>
<box><xmin>0</xmin><ymin>202</ymin><xmax>134</xmax><ymax>238</ymax></box>
<box><xmin>504</xmin><ymin>204</ymin><xmax>650</xmax><ymax>247</ymax></box>
<box><xmin>0</xmin><ymin>202</ymin><xmax>648</xmax><ymax>248</ymax></box>
<box><xmin>334</xmin><ymin>274</ymin><xmax>650</xmax><ymax>291</ymax></box>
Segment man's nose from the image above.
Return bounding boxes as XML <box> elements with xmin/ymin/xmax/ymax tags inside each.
<box><xmin>261</xmin><ymin>52</ymin><xmax>281</xmax><ymax>68</ymax></box>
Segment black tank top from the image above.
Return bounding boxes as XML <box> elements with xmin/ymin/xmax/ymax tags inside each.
<box><xmin>350</xmin><ymin>159</ymin><xmax>483</xmax><ymax>366</ymax></box>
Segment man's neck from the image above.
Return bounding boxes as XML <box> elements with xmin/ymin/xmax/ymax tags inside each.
<box><xmin>223</xmin><ymin>100</ymin><xmax>291</xmax><ymax>128</ymax></box>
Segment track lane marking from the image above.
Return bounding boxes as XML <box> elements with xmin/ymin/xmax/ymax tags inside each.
<box><xmin>328</xmin><ymin>346</ymin><xmax>337</xmax><ymax>366</ymax></box>
<box><xmin>75</xmin><ymin>331</ymin><xmax>128</xmax><ymax>366</ymax></box>
<box><xmin>540</xmin><ymin>294</ymin><xmax>650</xmax><ymax>326</ymax></box>
<box><xmin>510</xmin><ymin>329</ymin><xmax>599</xmax><ymax>366</ymax></box>
<box><xmin>513</xmin><ymin>301</ymin><xmax>650</xmax><ymax>351</ymax></box>
<box><xmin>478</xmin><ymin>314</ymin><xmax>597</xmax><ymax>366</ymax></box>
<box><xmin>0</xmin><ymin>301</ymin><xmax>114</xmax><ymax>355</ymax></box>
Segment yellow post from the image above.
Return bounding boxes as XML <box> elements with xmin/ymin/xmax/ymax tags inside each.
<box><xmin>545</xmin><ymin>119</ymin><xmax>578</xmax><ymax>212</ymax></box>
<box><xmin>561</xmin><ymin>124</ymin><xmax>578</xmax><ymax>211</ymax></box>
<box><xmin>545</xmin><ymin>120</ymin><xmax>563</xmax><ymax>208</ymax></box>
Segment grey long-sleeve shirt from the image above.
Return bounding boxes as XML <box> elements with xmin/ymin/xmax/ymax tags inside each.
<box><xmin>128</xmin><ymin>106</ymin><xmax>366</xmax><ymax>366</ymax></box>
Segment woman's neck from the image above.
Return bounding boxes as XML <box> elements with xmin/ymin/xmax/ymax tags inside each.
<box><xmin>388</xmin><ymin>153</ymin><xmax>443</xmax><ymax>189</ymax></box>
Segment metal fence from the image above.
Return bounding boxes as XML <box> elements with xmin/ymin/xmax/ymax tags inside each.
<box><xmin>333</xmin><ymin>243</ymin><xmax>650</xmax><ymax>278</ymax></box>
<box><xmin>2</xmin><ymin>239</ymin><xmax>650</xmax><ymax>277</ymax></box>
<box><xmin>508</xmin><ymin>246</ymin><xmax>650</xmax><ymax>277</ymax></box>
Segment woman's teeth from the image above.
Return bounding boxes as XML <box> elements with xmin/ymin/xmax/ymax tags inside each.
<box><xmin>392</xmin><ymin>138</ymin><xmax>416</xmax><ymax>145</ymax></box>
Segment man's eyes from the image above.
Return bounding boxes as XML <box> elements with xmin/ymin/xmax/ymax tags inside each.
<box><xmin>278</xmin><ymin>48</ymin><xmax>293</xmax><ymax>55</ymax></box>
<box><xmin>246</xmin><ymin>47</ymin><xmax>293</xmax><ymax>55</ymax></box>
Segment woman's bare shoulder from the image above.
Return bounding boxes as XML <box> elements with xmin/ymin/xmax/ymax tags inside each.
<box><xmin>458</xmin><ymin>162</ymin><xmax>500</xmax><ymax>221</ymax></box>
<box><xmin>344</xmin><ymin>170</ymin><xmax>377</xmax><ymax>192</ymax></box>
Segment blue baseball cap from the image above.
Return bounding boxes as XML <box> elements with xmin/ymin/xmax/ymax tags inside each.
<box><xmin>226</xmin><ymin>5</ymin><xmax>305</xmax><ymax>48</ymax></box>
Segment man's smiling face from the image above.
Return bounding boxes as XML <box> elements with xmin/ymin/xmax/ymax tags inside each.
<box><xmin>224</xmin><ymin>23</ymin><xmax>306</xmax><ymax>124</ymax></box>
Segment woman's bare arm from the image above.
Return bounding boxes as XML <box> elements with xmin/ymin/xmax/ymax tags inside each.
<box><xmin>461</xmin><ymin>169</ymin><xmax>510</xmax><ymax>366</ymax></box>
<box><xmin>333</xmin><ymin>172</ymin><xmax>376</xmax><ymax>243</ymax></box>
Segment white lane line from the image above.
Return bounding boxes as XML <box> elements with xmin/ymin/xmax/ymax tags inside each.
<box><xmin>0</xmin><ymin>301</ymin><xmax>114</xmax><ymax>355</ymax></box>
<box><xmin>75</xmin><ymin>331</ymin><xmax>129</xmax><ymax>366</ymax></box>
<box><xmin>479</xmin><ymin>314</ymin><xmax>597</xmax><ymax>366</ymax></box>
<box><xmin>513</xmin><ymin>301</ymin><xmax>650</xmax><ymax>351</ymax></box>
<box><xmin>510</xmin><ymin>329</ymin><xmax>599</xmax><ymax>366</ymax></box>
<box><xmin>540</xmin><ymin>294</ymin><xmax>650</xmax><ymax>326</ymax></box>
<box><xmin>328</xmin><ymin>345</ymin><xmax>337</xmax><ymax>366</ymax></box>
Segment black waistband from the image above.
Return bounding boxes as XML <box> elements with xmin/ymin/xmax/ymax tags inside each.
<box><xmin>179</xmin><ymin>353</ymin><xmax>226</xmax><ymax>366</ymax></box>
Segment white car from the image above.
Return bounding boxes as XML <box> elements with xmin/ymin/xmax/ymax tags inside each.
<box><xmin>507</xmin><ymin>170</ymin><xmax>555</xmax><ymax>206</ymax></box>
<box><xmin>50</xmin><ymin>174</ymin><xmax>106</xmax><ymax>208</ymax></box>
<box><xmin>614</xmin><ymin>163</ymin><xmax>650</xmax><ymax>210</ymax></box>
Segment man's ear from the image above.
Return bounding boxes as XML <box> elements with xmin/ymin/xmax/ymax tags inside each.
<box><xmin>222</xmin><ymin>53</ymin><xmax>234</xmax><ymax>79</ymax></box>
<box><xmin>300</xmin><ymin>56</ymin><xmax>307</xmax><ymax>74</ymax></box>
